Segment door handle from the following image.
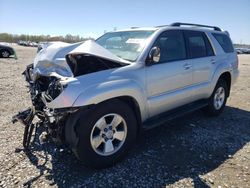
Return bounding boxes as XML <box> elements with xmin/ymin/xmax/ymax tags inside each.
<box><xmin>183</xmin><ymin>63</ymin><xmax>192</xmax><ymax>70</ymax></box>
<box><xmin>210</xmin><ymin>59</ymin><xmax>216</xmax><ymax>64</ymax></box>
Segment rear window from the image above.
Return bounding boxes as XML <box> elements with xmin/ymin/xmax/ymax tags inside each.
<box><xmin>185</xmin><ymin>31</ymin><xmax>207</xmax><ymax>58</ymax></box>
<box><xmin>188</xmin><ymin>35</ymin><xmax>206</xmax><ymax>58</ymax></box>
<box><xmin>212</xmin><ymin>33</ymin><xmax>234</xmax><ymax>53</ymax></box>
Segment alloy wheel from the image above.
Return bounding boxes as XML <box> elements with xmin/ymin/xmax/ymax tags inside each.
<box><xmin>213</xmin><ymin>87</ymin><xmax>225</xmax><ymax>110</ymax></box>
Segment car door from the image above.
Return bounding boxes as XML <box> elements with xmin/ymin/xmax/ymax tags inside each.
<box><xmin>146</xmin><ymin>30</ymin><xmax>194</xmax><ymax>117</ymax></box>
<box><xmin>184</xmin><ymin>30</ymin><xmax>216</xmax><ymax>99</ymax></box>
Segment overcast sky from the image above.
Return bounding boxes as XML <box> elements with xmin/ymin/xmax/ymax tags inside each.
<box><xmin>0</xmin><ymin>0</ymin><xmax>249</xmax><ymax>44</ymax></box>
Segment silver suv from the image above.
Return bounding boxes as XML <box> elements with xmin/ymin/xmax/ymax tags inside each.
<box><xmin>13</xmin><ymin>22</ymin><xmax>239</xmax><ymax>168</ymax></box>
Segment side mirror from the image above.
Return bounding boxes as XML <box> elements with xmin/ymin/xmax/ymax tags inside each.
<box><xmin>147</xmin><ymin>46</ymin><xmax>160</xmax><ymax>64</ymax></box>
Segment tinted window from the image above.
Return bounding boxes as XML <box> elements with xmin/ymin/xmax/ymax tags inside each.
<box><xmin>212</xmin><ymin>33</ymin><xmax>234</xmax><ymax>53</ymax></box>
<box><xmin>204</xmin><ymin>35</ymin><xmax>214</xmax><ymax>56</ymax></box>
<box><xmin>155</xmin><ymin>30</ymin><xmax>186</xmax><ymax>62</ymax></box>
<box><xmin>185</xmin><ymin>31</ymin><xmax>207</xmax><ymax>58</ymax></box>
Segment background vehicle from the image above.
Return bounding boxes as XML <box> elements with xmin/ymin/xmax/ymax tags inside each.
<box><xmin>241</xmin><ymin>48</ymin><xmax>250</xmax><ymax>54</ymax></box>
<box><xmin>37</xmin><ymin>41</ymin><xmax>68</xmax><ymax>52</ymax></box>
<box><xmin>235</xmin><ymin>48</ymin><xmax>243</xmax><ymax>54</ymax></box>
<box><xmin>235</xmin><ymin>47</ymin><xmax>250</xmax><ymax>54</ymax></box>
<box><xmin>13</xmin><ymin>23</ymin><xmax>239</xmax><ymax>168</ymax></box>
<box><xmin>0</xmin><ymin>44</ymin><xmax>15</xmax><ymax>58</ymax></box>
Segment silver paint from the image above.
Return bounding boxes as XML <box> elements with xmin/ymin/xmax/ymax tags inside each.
<box><xmin>34</xmin><ymin>26</ymin><xmax>239</xmax><ymax>123</ymax></box>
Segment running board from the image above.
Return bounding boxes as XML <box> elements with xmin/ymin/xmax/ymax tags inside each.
<box><xmin>142</xmin><ymin>100</ymin><xmax>208</xmax><ymax>130</ymax></box>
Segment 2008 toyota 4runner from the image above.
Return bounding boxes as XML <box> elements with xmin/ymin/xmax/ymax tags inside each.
<box><xmin>13</xmin><ymin>22</ymin><xmax>239</xmax><ymax>168</ymax></box>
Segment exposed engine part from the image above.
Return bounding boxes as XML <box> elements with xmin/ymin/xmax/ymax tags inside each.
<box><xmin>12</xmin><ymin>64</ymin><xmax>79</xmax><ymax>148</ymax></box>
<box><xmin>66</xmin><ymin>54</ymin><xmax>126</xmax><ymax>77</ymax></box>
<box><xmin>39</xmin><ymin>131</ymin><xmax>49</xmax><ymax>144</ymax></box>
<box><xmin>12</xmin><ymin>52</ymin><xmax>127</xmax><ymax>149</ymax></box>
<box><xmin>13</xmin><ymin>65</ymin><xmax>67</xmax><ymax>148</ymax></box>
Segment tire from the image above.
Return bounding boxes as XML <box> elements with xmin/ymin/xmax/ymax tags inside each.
<box><xmin>74</xmin><ymin>99</ymin><xmax>137</xmax><ymax>168</ymax></box>
<box><xmin>0</xmin><ymin>49</ymin><xmax>10</xmax><ymax>58</ymax></box>
<box><xmin>204</xmin><ymin>79</ymin><xmax>228</xmax><ymax>116</ymax></box>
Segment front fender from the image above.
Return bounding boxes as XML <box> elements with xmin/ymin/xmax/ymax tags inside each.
<box><xmin>73</xmin><ymin>79</ymin><xmax>148</xmax><ymax>121</ymax></box>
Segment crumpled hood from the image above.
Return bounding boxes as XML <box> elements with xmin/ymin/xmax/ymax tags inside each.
<box><xmin>33</xmin><ymin>40</ymin><xmax>130</xmax><ymax>79</ymax></box>
<box><xmin>67</xmin><ymin>40</ymin><xmax>129</xmax><ymax>63</ymax></box>
<box><xmin>33</xmin><ymin>42</ymin><xmax>82</xmax><ymax>78</ymax></box>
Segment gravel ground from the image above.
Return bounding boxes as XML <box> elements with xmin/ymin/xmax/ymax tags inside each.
<box><xmin>0</xmin><ymin>45</ymin><xmax>250</xmax><ymax>188</ymax></box>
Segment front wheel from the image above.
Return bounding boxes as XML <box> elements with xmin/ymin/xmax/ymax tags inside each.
<box><xmin>74</xmin><ymin>99</ymin><xmax>137</xmax><ymax>168</ymax></box>
<box><xmin>204</xmin><ymin>79</ymin><xmax>228</xmax><ymax>116</ymax></box>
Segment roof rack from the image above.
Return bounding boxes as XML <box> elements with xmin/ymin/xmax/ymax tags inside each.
<box><xmin>170</xmin><ymin>22</ymin><xmax>222</xmax><ymax>31</ymax></box>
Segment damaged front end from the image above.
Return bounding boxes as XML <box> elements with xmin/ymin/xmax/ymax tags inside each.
<box><xmin>12</xmin><ymin>64</ymin><xmax>75</xmax><ymax>148</ymax></box>
<box><xmin>12</xmin><ymin>40</ymin><xmax>129</xmax><ymax>149</ymax></box>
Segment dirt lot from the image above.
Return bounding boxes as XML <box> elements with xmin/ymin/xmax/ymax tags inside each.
<box><xmin>0</xmin><ymin>45</ymin><xmax>249</xmax><ymax>188</ymax></box>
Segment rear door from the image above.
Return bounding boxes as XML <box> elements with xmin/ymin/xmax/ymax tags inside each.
<box><xmin>184</xmin><ymin>30</ymin><xmax>216</xmax><ymax>98</ymax></box>
<box><xmin>184</xmin><ymin>30</ymin><xmax>215</xmax><ymax>84</ymax></box>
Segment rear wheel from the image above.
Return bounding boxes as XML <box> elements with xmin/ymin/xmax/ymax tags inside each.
<box><xmin>0</xmin><ymin>49</ymin><xmax>10</xmax><ymax>58</ymax></box>
<box><xmin>74</xmin><ymin>99</ymin><xmax>137</xmax><ymax>168</ymax></box>
<box><xmin>204</xmin><ymin>79</ymin><xmax>228</xmax><ymax>116</ymax></box>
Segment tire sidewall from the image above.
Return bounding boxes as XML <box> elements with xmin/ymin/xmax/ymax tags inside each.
<box><xmin>75</xmin><ymin>100</ymin><xmax>137</xmax><ymax>168</ymax></box>
<box><xmin>207</xmin><ymin>79</ymin><xmax>228</xmax><ymax>115</ymax></box>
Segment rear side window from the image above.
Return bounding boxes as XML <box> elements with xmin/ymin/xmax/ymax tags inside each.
<box><xmin>212</xmin><ymin>33</ymin><xmax>234</xmax><ymax>53</ymax></box>
<box><xmin>155</xmin><ymin>30</ymin><xmax>186</xmax><ymax>62</ymax></box>
<box><xmin>185</xmin><ymin>31</ymin><xmax>214</xmax><ymax>58</ymax></box>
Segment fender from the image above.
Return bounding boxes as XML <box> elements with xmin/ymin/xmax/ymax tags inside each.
<box><xmin>73</xmin><ymin>79</ymin><xmax>148</xmax><ymax>121</ymax></box>
<box><xmin>208</xmin><ymin>61</ymin><xmax>233</xmax><ymax>97</ymax></box>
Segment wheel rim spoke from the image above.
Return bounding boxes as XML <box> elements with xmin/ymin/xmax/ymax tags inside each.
<box><xmin>104</xmin><ymin>140</ymin><xmax>114</xmax><ymax>153</ymax></box>
<box><xmin>113</xmin><ymin>131</ymin><xmax>125</xmax><ymax>141</ymax></box>
<box><xmin>92</xmin><ymin>135</ymin><xmax>103</xmax><ymax>149</ymax></box>
<box><xmin>111</xmin><ymin>115</ymin><xmax>122</xmax><ymax>129</ymax></box>
<box><xmin>95</xmin><ymin>117</ymin><xmax>107</xmax><ymax>131</ymax></box>
<box><xmin>2</xmin><ymin>51</ymin><xmax>8</xmax><ymax>57</ymax></box>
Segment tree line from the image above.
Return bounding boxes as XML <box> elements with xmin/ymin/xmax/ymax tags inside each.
<box><xmin>0</xmin><ymin>33</ymin><xmax>92</xmax><ymax>43</ymax></box>
<box><xmin>1</xmin><ymin>32</ymin><xmax>249</xmax><ymax>48</ymax></box>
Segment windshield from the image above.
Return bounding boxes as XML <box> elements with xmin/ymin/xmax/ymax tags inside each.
<box><xmin>96</xmin><ymin>30</ymin><xmax>155</xmax><ymax>62</ymax></box>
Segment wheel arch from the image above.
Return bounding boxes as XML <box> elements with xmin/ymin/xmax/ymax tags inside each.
<box><xmin>218</xmin><ymin>71</ymin><xmax>231</xmax><ymax>97</ymax></box>
<box><xmin>112</xmin><ymin>96</ymin><xmax>142</xmax><ymax>134</ymax></box>
<box><xmin>64</xmin><ymin>96</ymin><xmax>142</xmax><ymax>151</ymax></box>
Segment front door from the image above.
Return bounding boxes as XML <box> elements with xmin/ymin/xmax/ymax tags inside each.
<box><xmin>146</xmin><ymin>30</ymin><xmax>193</xmax><ymax>117</ymax></box>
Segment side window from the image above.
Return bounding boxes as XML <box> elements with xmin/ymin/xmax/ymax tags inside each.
<box><xmin>185</xmin><ymin>31</ymin><xmax>207</xmax><ymax>58</ymax></box>
<box><xmin>154</xmin><ymin>30</ymin><xmax>186</xmax><ymax>62</ymax></box>
<box><xmin>203</xmin><ymin>35</ymin><xmax>215</xmax><ymax>56</ymax></box>
<box><xmin>212</xmin><ymin>33</ymin><xmax>234</xmax><ymax>53</ymax></box>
